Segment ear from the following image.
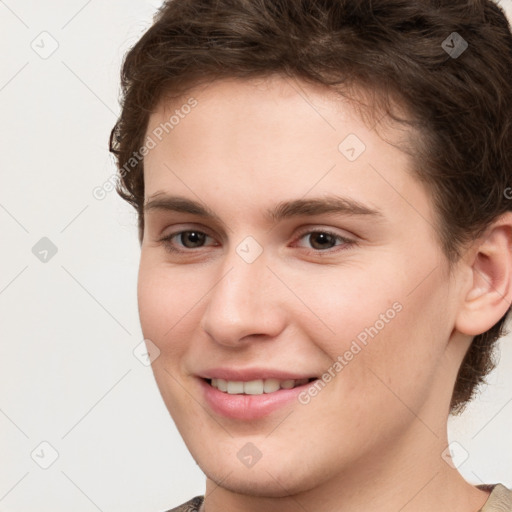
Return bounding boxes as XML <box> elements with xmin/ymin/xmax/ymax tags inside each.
<box><xmin>455</xmin><ymin>212</ymin><xmax>512</xmax><ymax>336</ymax></box>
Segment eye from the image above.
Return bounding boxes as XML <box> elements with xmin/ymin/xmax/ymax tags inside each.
<box><xmin>159</xmin><ymin>230</ymin><xmax>216</xmax><ymax>252</ymax></box>
<box><xmin>294</xmin><ymin>229</ymin><xmax>355</xmax><ymax>252</ymax></box>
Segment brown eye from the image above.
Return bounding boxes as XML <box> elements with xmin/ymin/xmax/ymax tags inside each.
<box><xmin>295</xmin><ymin>229</ymin><xmax>354</xmax><ymax>252</ymax></box>
<box><xmin>159</xmin><ymin>230</ymin><xmax>216</xmax><ymax>253</ymax></box>
<box><xmin>307</xmin><ymin>232</ymin><xmax>338</xmax><ymax>250</ymax></box>
<box><xmin>178</xmin><ymin>231</ymin><xmax>207</xmax><ymax>248</ymax></box>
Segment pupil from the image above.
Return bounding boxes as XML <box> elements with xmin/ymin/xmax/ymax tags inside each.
<box><xmin>182</xmin><ymin>231</ymin><xmax>205</xmax><ymax>248</ymax></box>
<box><xmin>311</xmin><ymin>233</ymin><xmax>334</xmax><ymax>250</ymax></box>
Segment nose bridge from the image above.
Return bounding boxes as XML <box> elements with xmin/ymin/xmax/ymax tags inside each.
<box><xmin>200</xmin><ymin>243</ymin><xmax>284</xmax><ymax>345</ymax></box>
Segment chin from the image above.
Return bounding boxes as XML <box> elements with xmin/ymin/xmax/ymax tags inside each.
<box><xmin>198</xmin><ymin>451</ymin><xmax>325</xmax><ymax>498</ymax></box>
<box><xmin>206</xmin><ymin>468</ymin><xmax>310</xmax><ymax>498</ymax></box>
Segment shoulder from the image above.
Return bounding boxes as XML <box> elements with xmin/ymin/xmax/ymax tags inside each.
<box><xmin>479</xmin><ymin>484</ymin><xmax>512</xmax><ymax>511</ymax></box>
<box><xmin>161</xmin><ymin>495</ymin><xmax>204</xmax><ymax>512</ymax></box>
<box><xmin>158</xmin><ymin>487</ymin><xmax>512</xmax><ymax>512</ymax></box>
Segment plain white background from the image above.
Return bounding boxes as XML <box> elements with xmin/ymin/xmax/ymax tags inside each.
<box><xmin>1</xmin><ymin>1</ymin><xmax>511</xmax><ymax>511</ymax></box>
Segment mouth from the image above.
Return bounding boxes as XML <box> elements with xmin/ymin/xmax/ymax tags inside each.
<box><xmin>198</xmin><ymin>371</ymin><xmax>321</xmax><ymax>419</ymax></box>
<box><xmin>203</xmin><ymin>377</ymin><xmax>318</xmax><ymax>395</ymax></box>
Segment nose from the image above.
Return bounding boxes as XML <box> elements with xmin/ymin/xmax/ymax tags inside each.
<box><xmin>200</xmin><ymin>248</ymin><xmax>287</xmax><ymax>347</ymax></box>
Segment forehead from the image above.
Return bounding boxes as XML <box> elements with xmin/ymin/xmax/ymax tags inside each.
<box><xmin>148</xmin><ymin>74</ymin><xmax>412</xmax><ymax>144</ymax></box>
<box><xmin>143</xmin><ymin>76</ymin><xmax>433</xmax><ymax>231</ymax></box>
<box><xmin>147</xmin><ymin>76</ymin><xmax>404</xmax><ymax>150</ymax></box>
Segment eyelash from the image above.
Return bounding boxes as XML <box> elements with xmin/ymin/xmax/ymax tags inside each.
<box><xmin>158</xmin><ymin>228</ymin><xmax>356</xmax><ymax>255</ymax></box>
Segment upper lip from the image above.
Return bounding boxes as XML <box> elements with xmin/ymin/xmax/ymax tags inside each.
<box><xmin>197</xmin><ymin>367</ymin><xmax>318</xmax><ymax>381</ymax></box>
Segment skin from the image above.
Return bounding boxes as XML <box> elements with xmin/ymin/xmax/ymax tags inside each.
<box><xmin>137</xmin><ymin>75</ymin><xmax>512</xmax><ymax>512</ymax></box>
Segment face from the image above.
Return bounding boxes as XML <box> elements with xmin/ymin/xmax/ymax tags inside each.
<box><xmin>138</xmin><ymin>76</ymin><xmax>466</xmax><ymax>497</ymax></box>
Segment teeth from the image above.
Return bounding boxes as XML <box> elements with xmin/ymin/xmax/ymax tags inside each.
<box><xmin>281</xmin><ymin>379</ymin><xmax>295</xmax><ymax>389</ymax></box>
<box><xmin>263</xmin><ymin>378</ymin><xmax>280</xmax><ymax>393</ymax></box>
<box><xmin>209</xmin><ymin>378</ymin><xmax>313</xmax><ymax>395</ymax></box>
<box><xmin>244</xmin><ymin>380</ymin><xmax>264</xmax><ymax>395</ymax></box>
<box><xmin>227</xmin><ymin>381</ymin><xmax>244</xmax><ymax>394</ymax></box>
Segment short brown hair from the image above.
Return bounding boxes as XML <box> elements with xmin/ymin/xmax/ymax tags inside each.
<box><xmin>109</xmin><ymin>0</ymin><xmax>512</xmax><ymax>414</ymax></box>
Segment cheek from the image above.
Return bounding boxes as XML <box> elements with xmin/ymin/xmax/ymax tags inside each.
<box><xmin>338</xmin><ymin>270</ymin><xmax>452</xmax><ymax>412</ymax></box>
<box><xmin>278</xmin><ymin>260</ymin><xmax>405</xmax><ymax>349</ymax></box>
<box><xmin>290</xmin><ymin>259</ymin><xmax>451</xmax><ymax>396</ymax></box>
<box><xmin>137</xmin><ymin>258</ymin><xmax>204</xmax><ymax>413</ymax></box>
<box><xmin>137</xmin><ymin>257</ymin><xmax>201</xmax><ymax>357</ymax></box>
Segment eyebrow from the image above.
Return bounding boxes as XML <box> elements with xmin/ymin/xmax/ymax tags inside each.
<box><xmin>143</xmin><ymin>193</ymin><xmax>383</xmax><ymax>226</ymax></box>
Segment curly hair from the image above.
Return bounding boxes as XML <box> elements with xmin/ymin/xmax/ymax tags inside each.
<box><xmin>109</xmin><ymin>0</ymin><xmax>512</xmax><ymax>414</ymax></box>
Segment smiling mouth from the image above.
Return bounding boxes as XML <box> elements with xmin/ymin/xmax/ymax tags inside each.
<box><xmin>204</xmin><ymin>377</ymin><xmax>317</xmax><ymax>395</ymax></box>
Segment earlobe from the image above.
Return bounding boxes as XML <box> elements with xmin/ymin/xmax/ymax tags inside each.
<box><xmin>455</xmin><ymin>213</ymin><xmax>512</xmax><ymax>337</ymax></box>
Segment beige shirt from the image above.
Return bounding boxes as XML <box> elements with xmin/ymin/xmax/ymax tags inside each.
<box><xmin>480</xmin><ymin>484</ymin><xmax>512</xmax><ymax>512</ymax></box>
<box><xmin>165</xmin><ymin>484</ymin><xmax>512</xmax><ymax>512</ymax></box>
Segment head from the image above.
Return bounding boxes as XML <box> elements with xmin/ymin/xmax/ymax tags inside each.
<box><xmin>109</xmin><ymin>0</ymin><xmax>512</xmax><ymax>496</ymax></box>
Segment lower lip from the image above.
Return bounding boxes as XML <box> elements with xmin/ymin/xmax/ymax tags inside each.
<box><xmin>199</xmin><ymin>378</ymin><xmax>317</xmax><ymax>420</ymax></box>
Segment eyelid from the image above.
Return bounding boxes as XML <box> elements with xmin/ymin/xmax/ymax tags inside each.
<box><xmin>294</xmin><ymin>225</ymin><xmax>355</xmax><ymax>240</ymax></box>
<box><xmin>158</xmin><ymin>222</ymin><xmax>218</xmax><ymax>241</ymax></box>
